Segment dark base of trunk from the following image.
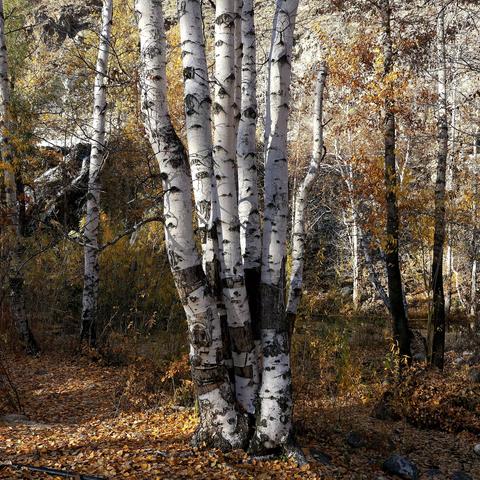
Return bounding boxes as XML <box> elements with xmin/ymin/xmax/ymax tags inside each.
<box><xmin>24</xmin><ymin>330</ymin><xmax>39</xmax><ymax>356</ymax></box>
<box><xmin>191</xmin><ymin>413</ymin><xmax>250</xmax><ymax>451</ymax></box>
<box><xmin>80</xmin><ymin>320</ymin><xmax>96</xmax><ymax>347</ymax></box>
<box><xmin>249</xmin><ymin>436</ymin><xmax>307</xmax><ymax>466</ymax></box>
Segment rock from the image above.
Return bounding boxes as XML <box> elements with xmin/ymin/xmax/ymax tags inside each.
<box><xmin>466</xmin><ymin>353</ymin><xmax>480</xmax><ymax>366</ymax></box>
<box><xmin>473</xmin><ymin>443</ymin><xmax>480</xmax><ymax>456</ymax></box>
<box><xmin>454</xmin><ymin>357</ymin><xmax>464</xmax><ymax>366</ymax></box>
<box><xmin>346</xmin><ymin>431</ymin><xmax>365</xmax><ymax>448</ymax></box>
<box><xmin>310</xmin><ymin>448</ymin><xmax>332</xmax><ymax>465</ymax></box>
<box><xmin>451</xmin><ymin>472</ymin><xmax>472</xmax><ymax>480</ymax></box>
<box><xmin>340</xmin><ymin>286</ymin><xmax>353</xmax><ymax>297</ymax></box>
<box><xmin>412</xmin><ymin>352</ymin><xmax>426</xmax><ymax>362</ymax></box>
<box><xmin>468</xmin><ymin>367</ymin><xmax>480</xmax><ymax>383</ymax></box>
<box><xmin>425</xmin><ymin>467</ymin><xmax>442</xmax><ymax>478</ymax></box>
<box><xmin>383</xmin><ymin>454</ymin><xmax>419</xmax><ymax>480</ymax></box>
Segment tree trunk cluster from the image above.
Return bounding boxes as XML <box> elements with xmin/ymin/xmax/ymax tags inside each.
<box><xmin>133</xmin><ymin>0</ymin><xmax>328</xmax><ymax>455</ymax></box>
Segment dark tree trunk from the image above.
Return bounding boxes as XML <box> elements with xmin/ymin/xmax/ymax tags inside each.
<box><xmin>380</xmin><ymin>0</ymin><xmax>411</xmax><ymax>361</ymax></box>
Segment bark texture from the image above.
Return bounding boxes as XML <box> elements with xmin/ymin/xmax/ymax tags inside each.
<box><xmin>428</xmin><ymin>4</ymin><xmax>448</xmax><ymax>369</ymax></box>
<box><xmin>252</xmin><ymin>0</ymin><xmax>299</xmax><ymax>453</ymax></box>
<box><xmin>0</xmin><ymin>0</ymin><xmax>38</xmax><ymax>355</ymax></box>
<box><xmin>80</xmin><ymin>0</ymin><xmax>112</xmax><ymax>346</ymax></box>
<box><xmin>380</xmin><ymin>0</ymin><xmax>411</xmax><ymax>361</ymax></box>
<box><xmin>286</xmin><ymin>63</ymin><xmax>327</xmax><ymax>331</ymax></box>
<box><xmin>236</xmin><ymin>0</ymin><xmax>261</xmax><ymax>340</ymax></box>
<box><xmin>135</xmin><ymin>0</ymin><xmax>247</xmax><ymax>450</ymax></box>
<box><xmin>213</xmin><ymin>0</ymin><xmax>258</xmax><ymax>414</ymax></box>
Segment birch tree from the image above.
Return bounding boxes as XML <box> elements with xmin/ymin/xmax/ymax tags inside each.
<box><xmin>177</xmin><ymin>0</ymin><xmax>215</xmax><ymax>276</ymax></box>
<box><xmin>135</xmin><ymin>0</ymin><xmax>248</xmax><ymax>449</ymax></box>
<box><xmin>251</xmin><ymin>0</ymin><xmax>300</xmax><ymax>453</ymax></box>
<box><xmin>0</xmin><ymin>0</ymin><xmax>38</xmax><ymax>355</ymax></box>
<box><xmin>236</xmin><ymin>0</ymin><xmax>261</xmax><ymax>329</ymax></box>
<box><xmin>212</xmin><ymin>0</ymin><xmax>258</xmax><ymax>414</ymax></box>
<box><xmin>286</xmin><ymin>63</ymin><xmax>327</xmax><ymax>330</ymax></box>
<box><xmin>137</xmin><ymin>0</ymin><xmax>305</xmax><ymax>456</ymax></box>
<box><xmin>80</xmin><ymin>0</ymin><xmax>113</xmax><ymax>346</ymax></box>
<box><xmin>428</xmin><ymin>3</ymin><xmax>448</xmax><ymax>369</ymax></box>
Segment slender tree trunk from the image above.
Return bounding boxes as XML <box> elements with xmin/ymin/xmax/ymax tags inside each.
<box><xmin>80</xmin><ymin>0</ymin><xmax>112</xmax><ymax>346</ymax></box>
<box><xmin>380</xmin><ymin>0</ymin><xmax>411</xmax><ymax>361</ymax></box>
<box><xmin>444</xmin><ymin>238</ymin><xmax>452</xmax><ymax>314</ymax></box>
<box><xmin>428</xmin><ymin>4</ymin><xmax>448</xmax><ymax>369</ymax></box>
<box><xmin>213</xmin><ymin>0</ymin><xmax>258</xmax><ymax>414</ymax></box>
<box><xmin>251</xmin><ymin>0</ymin><xmax>299</xmax><ymax>453</ymax></box>
<box><xmin>135</xmin><ymin>0</ymin><xmax>248</xmax><ymax>450</ymax></box>
<box><xmin>0</xmin><ymin>0</ymin><xmax>38</xmax><ymax>355</ymax></box>
<box><xmin>233</xmin><ymin>0</ymin><xmax>242</xmax><ymax>136</ymax></box>
<box><xmin>177</xmin><ymin>0</ymin><xmax>218</xmax><ymax>286</ymax></box>
<box><xmin>352</xmin><ymin>215</ymin><xmax>360</xmax><ymax>310</ymax></box>
<box><xmin>236</xmin><ymin>0</ymin><xmax>261</xmax><ymax>349</ymax></box>
<box><xmin>470</xmin><ymin>140</ymin><xmax>478</xmax><ymax>322</ymax></box>
<box><xmin>286</xmin><ymin>63</ymin><xmax>327</xmax><ymax>330</ymax></box>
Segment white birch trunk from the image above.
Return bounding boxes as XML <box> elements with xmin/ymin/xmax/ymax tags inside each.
<box><xmin>352</xmin><ymin>216</ymin><xmax>360</xmax><ymax>310</ymax></box>
<box><xmin>236</xmin><ymin>0</ymin><xmax>261</xmax><ymax>356</ymax></box>
<box><xmin>470</xmin><ymin>139</ymin><xmax>478</xmax><ymax>321</ymax></box>
<box><xmin>286</xmin><ymin>63</ymin><xmax>327</xmax><ymax>324</ymax></box>
<box><xmin>233</xmin><ymin>0</ymin><xmax>242</xmax><ymax>136</ymax></box>
<box><xmin>252</xmin><ymin>0</ymin><xmax>299</xmax><ymax>453</ymax></box>
<box><xmin>177</xmin><ymin>0</ymin><xmax>233</xmax><ymax>399</ymax></box>
<box><xmin>80</xmin><ymin>0</ymin><xmax>112</xmax><ymax>345</ymax></box>
<box><xmin>213</xmin><ymin>0</ymin><xmax>258</xmax><ymax>414</ymax></box>
<box><xmin>470</xmin><ymin>259</ymin><xmax>476</xmax><ymax>321</ymax></box>
<box><xmin>0</xmin><ymin>0</ymin><xmax>38</xmax><ymax>354</ymax></box>
<box><xmin>135</xmin><ymin>0</ymin><xmax>248</xmax><ymax>449</ymax></box>
<box><xmin>177</xmin><ymin>0</ymin><xmax>215</xmax><ymax>271</ymax></box>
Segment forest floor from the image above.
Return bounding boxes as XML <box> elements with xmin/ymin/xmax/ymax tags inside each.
<box><xmin>0</xmin><ymin>335</ymin><xmax>479</xmax><ymax>479</ymax></box>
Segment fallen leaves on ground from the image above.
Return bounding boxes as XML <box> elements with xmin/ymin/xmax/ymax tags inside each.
<box><xmin>0</xmin><ymin>351</ymin><xmax>478</xmax><ymax>479</ymax></box>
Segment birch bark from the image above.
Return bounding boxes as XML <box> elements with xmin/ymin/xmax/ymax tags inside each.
<box><xmin>0</xmin><ymin>0</ymin><xmax>38</xmax><ymax>355</ymax></box>
<box><xmin>135</xmin><ymin>0</ymin><xmax>248</xmax><ymax>449</ymax></box>
<box><xmin>177</xmin><ymin>0</ymin><xmax>215</xmax><ymax>275</ymax></box>
<box><xmin>286</xmin><ymin>63</ymin><xmax>327</xmax><ymax>329</ymax></box>
<box><xmin>213</xmin><ymin>0</ymin><xmax>258</xmax><ymax>414</ymax></box>
<box><xmin>252</xmin><ymin>0</ymin><xmax>299</xmax><ymax>453</ymax></box>
<box><xmin>428</xmin><ymin>3</ymin><xmax>448</xmax><ymax>369</ymax></box>
<box><xmin>236</xmin><ymin>0</ymin><xmax>261</xmax><ymax>346</ymax></box>
<box><xmin>80</xmin><ymin>0</ymin><xmax>112</xmax><ymax>346</ymax></box>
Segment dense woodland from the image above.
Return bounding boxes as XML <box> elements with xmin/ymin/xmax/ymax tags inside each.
<box><xmin>1</xmin><ymin>0</ymin><xmax>480</xmax><ymax>478</ymax></box>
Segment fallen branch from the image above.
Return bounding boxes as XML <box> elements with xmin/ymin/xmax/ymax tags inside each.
<box><xmin>0</xmin><ymin>462</ymin><xmax>107</xmax><ymax>480</ymax></box>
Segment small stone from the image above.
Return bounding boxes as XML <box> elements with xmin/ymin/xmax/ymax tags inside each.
<box><xmin>466</xmin><ymin>353</ymin><xmax>480</xmax><ymax>366</ymax></box>
<box><xmin>346</xmin><ymin>431</ymin><xmax>365</xmax><ymax>448</ymax></box>
<box><xmin>426</xmin><ymin>467</ymin><xmax>442</xmax><ymax>478</ymax></box>
<box><xmin>383</xmin><ymin>454</ymin><xmax>419</xmax><ymax>480</ymax></box>
<box><xmin>468</xmin><ymin>367</ymin><xmax>480</xmax><ymax>383</ymax></box>
<box><xmin>473</xmin><ymin>444</ymin><xmax>480</xmax><ymax>456</ymax></box>
<box><xmin>412</xmin><ymin>352</ymin><xmax>426</xmax><ymax>362</ymax></box>
<box><xmin>454</xmin><ymin>357</ymin><xmax>464</xmax><ymax>366</ymax></box>
<box><xmin>452</xmin><ymin>472</ymin><xmax>472</xmax><ymax>480</ymax></box>
<box><xmin>310</xmin><ymin>448</ymin><xmax>332</xmax><ymax>465</ymax></box>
